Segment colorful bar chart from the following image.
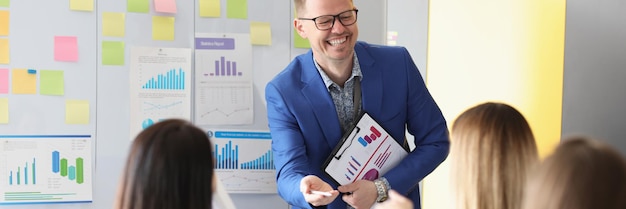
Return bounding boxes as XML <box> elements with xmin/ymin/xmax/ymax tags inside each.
<box><xmin>211</xmin><ymin>56</ymin><xmax>242</xmax><ymax>76</ymax></box>
<box><xmin>142</xmin><ymin>68</ymin><xmax>186</xmax><ymax>90</ymax></box>
<box><xmin>52</xmin><ymin>151</ymin><xmax>84</xmax><ymax>184</ymax></box>
<box><xmin>8</xmin><ymin>158</ymin><xmax>36</xmax><ymax>186</ymax></box>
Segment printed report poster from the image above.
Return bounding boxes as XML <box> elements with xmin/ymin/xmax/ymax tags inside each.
<box><xmin>195</xmin><ymin>33</ymin><xmax>254</xmax><ymax>125</ymax></box>
<box><xmin>208</xmin><ymin>130</ymin><xmax>277</xmax><ymax>194</ymax></box>
<box><xmin>0</xmin><ymin>135</ymin><xmax>93</xmax><ymax>205</ymax></box>
<box><xmin>129</xmin><ymin>47</ymin><xmax>192</xmax><ymax>140</ymax></box>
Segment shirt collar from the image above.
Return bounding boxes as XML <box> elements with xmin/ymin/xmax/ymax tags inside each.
<box><xmin>314</xmin><ymin>53</ymin><xmax>363</xmax><ymax>90</ymax></box>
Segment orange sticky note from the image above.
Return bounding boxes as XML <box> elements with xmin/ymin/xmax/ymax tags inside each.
<box><xmin>0</xmin><ymin>38</ymin><xmax>8</xmax><ymax>64</ymax></box>
<box><xmin>11</xmin><ymin>69</ymin><xmax>37</xmax><ymax>94</ymax></box>
<box><xmin>154</xmin><ymin>0</ymin><xmax>177</xmax><ymax>14</ymax></box>
<box><xmin>54</xmin><ymin>36</ymin><xmax>79</xmax><ymax>62</ymax></box>
<box><xmin>0</xmin><ymin>10</ymin><xmax>8</xmax><ymax>36</ymax></box>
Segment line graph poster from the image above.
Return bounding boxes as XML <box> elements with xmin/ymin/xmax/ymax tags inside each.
<box><xmin>195</xmin><ymin>33</ymin><xmax>253</xmax><ymax>125</ymax></box>
<box><xmin>129</xmin><ymin>47</ymin><xmax>192</xmax><ymax>140</ymax></box>
<box><xmin>207</xmin><ymin>130</ymin><xmax>276</xmax><ymax>194</ymax></box>
<box><xmin>0</xmin><ymin>135</ymin><xmax>93</xmax><ymax>205</ymax></box>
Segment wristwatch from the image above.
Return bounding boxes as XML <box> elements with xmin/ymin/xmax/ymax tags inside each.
<box><xmin>373</xmin><ymin>178</ymin><xmax>389</xmax><ymax>202</ymax></box>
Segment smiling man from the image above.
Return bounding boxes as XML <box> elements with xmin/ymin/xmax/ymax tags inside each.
<box><xmin>265</xmin><ymin>0</ymin><xmax>450</xmax><ymax>208</ymax></box>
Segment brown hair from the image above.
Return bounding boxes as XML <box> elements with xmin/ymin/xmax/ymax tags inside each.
<box><xmin>115</xmin><ymin>119</ymin><xmax>214</xmax><ymax>209</ymax></box>
<box><xmin>451</xmin><ymin>102</ymin><xmax>538</xmax><ymax>209</ymax></box>
<box><xmin>523</xmin><ymin>136</ymin><xmax>626</xmax><ymax>209</ymax></box>
<box><xmin>293</xmin><ymin>0</ymin><xmax>354</xmax><ymax>16</ymax></box>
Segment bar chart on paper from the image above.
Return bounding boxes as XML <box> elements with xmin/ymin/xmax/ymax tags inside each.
<box><xmin>209</xmin><ymin>56</ymin><xmax>243</xmax><ymax>77</ymax></box>
<box><xmin>209</xmin><ymin>130</ymin><xmax>276</xmax><ymax>194</ymax></box>
<box><xmin>142</xmin><ymin>68</ymin><xmax>186</xmax><ymax>90</ymax></box>
<box><xmin>0</xmin><ymin>135</ymin><xmax>93</xmax><ymax>205</ymax></box>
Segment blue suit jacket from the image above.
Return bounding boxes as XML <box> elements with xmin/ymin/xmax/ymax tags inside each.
<box><xmin>265</xmin><ymin>41</ymin><xmax>449</xmax><ymax>209</ymax></box>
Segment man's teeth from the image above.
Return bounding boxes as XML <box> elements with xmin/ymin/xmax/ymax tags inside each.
<box><xmin>328</xmin><ymin>38</ymin><xmax>346</xmax><ymax>45</ymax></box>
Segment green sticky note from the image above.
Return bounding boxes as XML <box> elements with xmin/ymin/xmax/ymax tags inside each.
<box><xmin>226</xmin><ymin>0</ymin><xmax>247</xmax><ymax>19</ymax></box>
<box><xmin>152</xmin><ymin>16</ymin><xmax>175</xmax><ymax>41</ymax></box>
<box><xmin>294</xmin><ymin>29</ymin><xmax>310</xmax><ymax>48</ymax></box>
<box><xmin>199</xmin><ymin>0</ymin><xmax>220</xmax><ymax>17</ymax></box>
<box><xmin>102</xmin><ymin>41</ymin><xmax>125</xmax><ymax>65</ymax></box>
<box><xmin>40</xmin><ymin>70</ymin><xmax>65</xmax><ymax>95</ymax></box>
<box><xmin>0</xmin><ymin>0</ymin><xmax>9</xmax><ymax>7</ymax></box>
<box><xmin>127</xmin><ymin>0</ymin><xmax>149</xmax><ymax>13</ymax></box>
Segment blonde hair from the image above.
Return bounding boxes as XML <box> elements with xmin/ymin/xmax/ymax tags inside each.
<box><xmin>522</xmin><ymin>136</ymin><xmax>626</xmax><ymax>209</ymax></box>
<box><xmin>293</xmin><ymin>0</ymin><xmax>354</xmax><ymax>16</ymax></box>
<box><xmin>451</xmin><ymin>102</ymin><xmax>538</xmax><ymax>209</ymax></box>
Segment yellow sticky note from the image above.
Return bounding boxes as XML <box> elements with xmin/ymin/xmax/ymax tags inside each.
<box><xmin>294</xmin><ymin>29</ymin><xmax>310</xmax><ymax>48</ymax></box>
<box><xmin>199</xmin><ymin>0</ymin><xmax>220</xmax><ymax>17</ymax></box>
<box><xmin>40</xmin><ymin>70</ymin><xmax>64</xmax><ymax>95</ymax></box>
<box><xmin>70</xmin><ymin>0</ymin><xmax>94</xmax><ymax>11</ymax></box>
<box><xmin>226</xmin><ymin>0</ymin><xmax>247</xmax><ymax>19</ymax></box>
<box><xmin>152</xmin><ymin>16</ymin><xmax>175</xmax><ymax>41</ymax></box>
<box><xmin>0</xmin><ymin>38</ymin><xmax>8</xmax><ymax>64</ymax></box>
<box><xmin>155</xmin><ymin>0</ymin><xmax>177</xmax><ymax>14</ymax></box>
<box><xmin>102</xmin><ymin>41</ymin><xmax>125</xmax><ymax>65</ymax></box>
<box><xmin>0</xmin><ymin>0</ymin><xmax>9</xmax><ymax>7</ymax></box>
<box><xmin>66</xmin><ymin>100</ymin><xmax>89</xmax><ymax>124</ymax></box>
<box><xmin>250</xmin><ymin>22</ymin><xmax>271</xmax><ymax>46</ymax></box>
<box><xmin>103</xmin><ymin>12</ymin><xmax>126</xmax><ymax>37</ymax></box>
<box><xmin>0</xmin><ymin>10</ymin><xmax>9</xmax><ymax>36</ymax></box>
<box><xmin>127</xmin><ymin>0</ymin><xmax>149</xmax><ymax>13</ymax></box>
<box><xmin>0</xmin><ymin>98</ymin><xmax>7</xmax><ymax>124</ymax></box>
<box><xmin>11</xmin><ymin>69</ymin><xmax>36</xmax><ymax>94</ymax></box>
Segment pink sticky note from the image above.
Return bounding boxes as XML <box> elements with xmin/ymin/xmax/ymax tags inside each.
<box><xmin>0</xmin><ymin>69</ymin><xmax>8</xmax><ymax>94</ymax></box>
<box><xmin>154</xmin><ymin>0</ymin><xmax>177</xmax><ymax>14</ymax></box>
<box><xmin>54</xmin><ymin>36</ymin><xmax>79</xmax><ymax>62</ymax></box>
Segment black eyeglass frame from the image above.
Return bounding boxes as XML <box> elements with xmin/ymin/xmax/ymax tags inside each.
<box><xmin>297</xmin><ymin>9</ymin><xmax>359</xmax><ymax>31</ymax></box>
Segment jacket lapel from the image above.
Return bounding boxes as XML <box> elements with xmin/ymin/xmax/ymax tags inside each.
<box><xmin>355</xmin><ymin>42</ymin><xmax>383</xmax><ymax>116</ymax></box>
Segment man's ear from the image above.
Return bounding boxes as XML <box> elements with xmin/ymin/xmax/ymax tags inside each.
<box><xmin>294</xmin><ymin>19</ymin><xmax>307</xmax><ymax>39</ymax></box>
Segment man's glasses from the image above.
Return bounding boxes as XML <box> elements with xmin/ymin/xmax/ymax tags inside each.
<box><xmin>298</xmin><ymin>9</ymin><xmax>359</xmax><ymax>31</ymax></box>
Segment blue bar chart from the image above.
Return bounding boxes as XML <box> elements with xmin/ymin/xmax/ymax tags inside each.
<box><xmin>214</xmin><ymin>140</ymin><xmax>239</xmax><ymax>169</ymax></box>
<box><xmin>8</xmin><ymin>158</ymin><xmax>36</xmax><ymax>186</ymax></box>
<box><xmin>240</xmin><ymin>149</ymin><xmax>274</xmax><ymax>170</ymax></box>
<box><xmin>142</xmin><ymin>68</ymin><xmax>186</xmax><ymax>90</ymax></box>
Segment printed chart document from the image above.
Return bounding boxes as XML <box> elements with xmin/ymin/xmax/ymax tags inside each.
<box><xmin>322</xmin><ymin>113</ymin><xmax>408</xmax><ymax>185</ymax></box>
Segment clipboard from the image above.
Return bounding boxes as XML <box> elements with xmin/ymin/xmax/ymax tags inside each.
<box><xmin>321</xmin><ymin>112</ymin><xmax>409</xmax><ymax>186</ymax></box>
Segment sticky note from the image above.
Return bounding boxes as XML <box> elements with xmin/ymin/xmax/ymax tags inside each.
<box><xmin>199</xmin><ymin>0</ymin><xmax>220</xmax><ymax>17</ymax></box>
<box><xmin>40</xmin><ymin>70</ymin><xmax>64</xmax><ymax>96</ymax></box>
<box><xmin>66</xmin><ymin>100</ymin><xmax>89</xmax><ymax>124</ymax></box>
<box><xmin>0</xmin><ymin>0</ymin><xmax>9</xmax><ymax>7</ymax></box>
<box><xmin>127</xmin><ymin>0</ymin><xmax>149</xmax><ymax>13</ymax></box>
<box><xmin>226</xmin><ymin>0</ymin><xmax>247</xmax><ymax>19</ymax></box>
<box><xmin>294</xmin><ymin>29</ymin><xmax>310</xmax><ymax>48</ymax></box>
<box><xmin>103</xmin><ymin>12</ymin><xmax>126</xmax><ymax>37</ymax></box>
<box><xmin>152</xmin><ymin>16</ymin><xmax>175</xmax><ymax>41</ymax></box>
<box><xmin>155</xmin><ymin>0</ymin><xmax>177</xmax><ymax>14</ymax></box>
<box><xmin>0</xmin><ymin>69</ymin><xmax>8</xmax><ymax>94</ymax></box>
<box><xmin>54</xmin><ymin>36</ymin><xmax>79</xmax><ymax>62</ymax></box>
<box><xmin>250</xmin><ymin>22</ymin><xmax>271</xmax><ymax>46</ymax></box>
<box><xmin>102</xmin><ymin>41</ymin><xmax>125</xmax><ymax>65</ymax></box>
<box><xmin>70</xmin><ymin>0</ymin><xmax>94</xmax><ymax>11</ymax></box>
<box><xmin>0</xmin><ymin>10</ymin><xmax>8</xmax><ymax>36</ymax></box>
<box><xmin>0</xmin><ymin>98</ymin><xmax>7</xmax><ymax>124</ymax></box>
<box><xmin>0</xmin><ymin>38</ymin><xmax>8</xmax><ymax>64</ymax></box>
<box><xmin>11</xmin><ymin>69</ymin><xmax>36</xmax><ymax>94</ymax></box>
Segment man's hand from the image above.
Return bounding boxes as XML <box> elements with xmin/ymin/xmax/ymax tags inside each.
<box><xmin>300</xmin><ymin>175</ymin><xmax>339</xmax><ymax>206</ymax></box>
<box><xmin>338</xmin><ymin>180</ymin><xmax>377</xmax><ymax>209</ymax></box>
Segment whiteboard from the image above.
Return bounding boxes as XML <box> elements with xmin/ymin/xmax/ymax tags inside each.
<box><xmin>0</xmin><ymin>0</ymin><xmax>386</xmax><ymax>208</ymax></box>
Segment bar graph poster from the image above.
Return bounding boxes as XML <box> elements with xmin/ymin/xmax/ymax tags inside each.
<box><xmin>195</xmin><ymin>33</ymin><xmax>253</xmax><ymax>125</ymax></box>
<box><xmin>129</xmin><ymin>47</ymin><xmax>192</xmax><ymax>140</ymax></box>
<box><xmin>208</xmin><ymin>130</ymin><xmax>276</xmax><ymax>194</ymax></box>
<box><xmin>0</xmin><ymin>135</ymin><xmax>93</xmax><ymax>205</ymax></box>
